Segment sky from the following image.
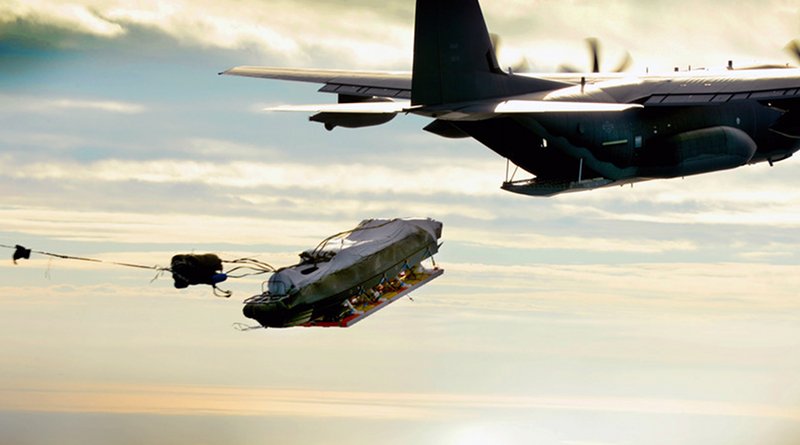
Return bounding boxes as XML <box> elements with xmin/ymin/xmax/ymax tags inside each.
<box><xmin>2</xmin><ymin>1</ymin><xmax>800</xmax><ymax>444</ymax></box>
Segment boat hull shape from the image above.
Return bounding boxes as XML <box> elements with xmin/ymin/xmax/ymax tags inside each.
<box><xmin>243</xmin><ymin>218</ymin><xmax>442</xmax><ymax>328</ymax></box>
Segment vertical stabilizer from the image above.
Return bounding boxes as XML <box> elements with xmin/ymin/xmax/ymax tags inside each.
<box><xmin>411</xmin><ymin>0</ymin><xmax>564</xmax><ymax>106</ymax></box>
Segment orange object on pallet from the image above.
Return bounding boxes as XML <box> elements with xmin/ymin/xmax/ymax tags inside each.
<box><xmin>304</xmin><ymin>267</ymin><xmax>443</xmax><ymax>328</ymax></box>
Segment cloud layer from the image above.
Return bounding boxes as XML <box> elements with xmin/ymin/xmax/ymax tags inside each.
<box><xmin>3</xmin><ymin>0</ymin><xmax>798</xmax><ymax>70</ymax></box>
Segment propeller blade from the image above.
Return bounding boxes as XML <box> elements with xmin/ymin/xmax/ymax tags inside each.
<box><xmin>558</xmin><ymin>64</ymin><xmax>580</xmax><ymax>73</ymax></box>
<box><xmin>490</xmin><ymin>32</ymin><xmax>530</xmax><ymax>73</ymax></box>
<box><xmin>613</xmin><ymin>51</ymin><xmax>632</xmax><ymax>72</ymax></box>
<box><xmin>785</xmin><ymin>40</ymin><xmax>800</xmax><ymax>64</ymax></box>
<box><xmin>587</xmin><ymin>37</ymin><xmax>600</xmax><ymax>73</ymax></box>
<box><xmin>512</xmin><ymin>58</ymin><xmax>530</xmax><ymax>73</ymax></box>
<box><xmin>560</xmin><ymin>37</ymin><xmax>632</xmax><ymax>73</ymax></box>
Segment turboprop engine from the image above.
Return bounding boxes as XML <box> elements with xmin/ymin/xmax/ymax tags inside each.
<box><xmin>311</xmin><ymin>95</ymin><xmax>397</xmax><ymax>130</ymax></box>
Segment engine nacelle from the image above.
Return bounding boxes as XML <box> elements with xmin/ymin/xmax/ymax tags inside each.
<box><xmin>310</xmin><ymin>94</ymin><xmax>398</xmax><ymax>130</ymax></box>
<box><xmin>310</xmin><ymin>112</ymin><xmax>396</xmax><ymax>131</ymax></box>
<box><xmin>639</xmin><ymin>126</ymin><xmax>756</xmax><ymax>178</ymax></box>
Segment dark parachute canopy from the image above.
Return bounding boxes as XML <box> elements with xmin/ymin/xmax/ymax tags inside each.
<box><xmin>170</xmin><ymin>254</ymin><xmax>227</xmax><ymax>288</ymax></box>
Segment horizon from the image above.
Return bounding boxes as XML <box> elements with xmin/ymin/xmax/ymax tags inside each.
<box><xmin>2</xmin><ymin>1</ymin><xmax>800</xmax><ymax>444</ymax></box>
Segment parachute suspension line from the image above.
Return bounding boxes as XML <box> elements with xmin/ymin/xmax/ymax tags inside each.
<box><xmin>222</xmin><ymin>257</ymin><xmax>276</xmax><ymax>279</ymax></box>
<box><xmin>424</xmin><ymin>246</ymin><xmax>438</xmax><ymax>268</ymax></box>
<box><xmin>2</xmin><ymin>244</ymin><xmax>279</xmax><ymax>299</ymax></box>
<box><xmin>213</xmin><ymin>286</ymin><xmax>233</xmax><ymax>298</ymax></box>
<box><xmin>1</xmin><ymin>243</ymin><xmax>168</xmax><ymax>273</ymax></box>
<box><xmin>310</xmin><ymin>218</ymin><xmax>400</xmax><ymax>258</ymax></box>
<box><xmin>400</xmin><ymin>260</ymin><xmax>413</xmax><ymax>278</ymax></box>
<box><xmin>223</xmin><ymin>257</ymin><xmax>276</xmax><ymax>271</ymax></box>
<box><xmin>510</xmin><ymin>162</ymin><xmax>519</xmax><ymax>182</ymax></box>
<box><xmin>232</xmin><ymin>322</ymin><xmax>263</xmax><ymax>331</ymax></box>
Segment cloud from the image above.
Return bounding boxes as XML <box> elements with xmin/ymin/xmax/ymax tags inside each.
<box><xmin>0</xmin><ymin>94</ymin><xmax>146</xmax><ymax>114</ymax></box>
<box><xmin>436</xmin><ymin>261</ymin><xmax>800</xmax><ymax>316</ymax></box>
<box><xmin>0</xmin><ymin>157</ymin><xmax>500</xmax><ymax>196</ymax></box>
<box><xmin>178</xmin><ymin>138</ymin><xmax>280</xmax><ymax>160</ymax></box>
<box><xmin>5</xmin><ymin>0</ymin><xmax>794</xmax><ymax>72</ymax></box>
<box><xmin>2</xmin><ymin>382</ymin><xmax>799</xmax><ymax>421</ymax></box>
<box><xmin>1</xmin><ymin>1</ymin><xmax>125</xmax><ymax>38</ymax></box>
<box><xmin>448</xmin><ymin>226</ymin><xmax>695</xmax><ymax>254</ymax></box>
<box><xmin>1</xmin><ymin>0</ymin><xmax>413</xmax><ymax>67</ymax></box>
<box><xmin>487</xmin><ymin>0</ymin><xmax>800</xmax><ymax>72</ymax></box>
<box><xmin>0</xmin><ymin>206</ymin><xmax>349</xmax><ymax>245</ymax></box>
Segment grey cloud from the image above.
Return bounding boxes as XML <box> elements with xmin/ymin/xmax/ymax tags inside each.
<box><xmin>4</xmin><ymin>0</ymin><xmax>798</xmax><ymax>72</ymax></box>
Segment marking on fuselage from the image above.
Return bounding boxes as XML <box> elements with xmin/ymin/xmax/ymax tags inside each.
<box><xmin>602</xmin><ymin>139</ymin><xmax>629</xmax><ymax>147</ymax></box>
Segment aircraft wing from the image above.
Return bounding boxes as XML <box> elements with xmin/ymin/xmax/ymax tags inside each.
<box><xmin>620</xmin><ymin>70</ymin><xmax>800</xmax><ymax>106</ymax></box>
<box><xmin>261</xmin><ymin>99</ymin><xmax>641</xmax><ymax>119</ymax></box>
<box><xmin>466</xmin><ymin>100</ymin><xmax>641</xmax><ymax>113</ymax></box>
<box><xmin>221</xmin><ymin>66</ymin><xmax>412</xmax><ymax>99</ymax></box>
<box><xmin>265</xmin><ymin>101</ymin><xmax>413</xmax><ymax>113</ymax></box>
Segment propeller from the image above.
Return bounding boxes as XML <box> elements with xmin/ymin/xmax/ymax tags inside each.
<box><xmin>785</xmin><ymin>39</ymin><xmax>800</xmax><ymax>64</ymax></box>
<box><xmin>728</xmin><ymin>40</ymin><xmax>800</xmax><ymax>71</ymax></box>
<box><xmin>558</xmin><ymin>37</ymin><xmax>632</xmax><ymax>73</ymax></box>
<box><xmin>490</xmin><ymin>33</ymin><xmax>531</xmax><ymax>73</ymax></box>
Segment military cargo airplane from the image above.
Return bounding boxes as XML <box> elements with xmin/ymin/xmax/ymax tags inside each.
<box><xmin>221</xmin><ymin>0</ymin><xmax>800</xmax><ymax>197</ymax></box>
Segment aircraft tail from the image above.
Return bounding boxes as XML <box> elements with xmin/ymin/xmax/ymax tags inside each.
<box><xmin>411</xmin><ymin>0</ymin><xmax>565</xmax><ymax>106</ymax></box>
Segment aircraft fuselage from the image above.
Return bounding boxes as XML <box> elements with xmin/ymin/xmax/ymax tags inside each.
<box><xmin>434</xmin><ymin>72</ymin><xmax>800</xmax><ymax>195</ymax></box>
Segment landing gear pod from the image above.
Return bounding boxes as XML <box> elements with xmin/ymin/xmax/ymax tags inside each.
<box><xmin>640</xmin><ymin>126</ymin><xmax>757</xmax><ymax>178</ymax></box>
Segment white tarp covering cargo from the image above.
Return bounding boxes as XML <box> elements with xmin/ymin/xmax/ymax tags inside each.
<box><xmin>243</xmin><ymin>218</ymin><xmax>442</xmax><ymax>327</ymax></box>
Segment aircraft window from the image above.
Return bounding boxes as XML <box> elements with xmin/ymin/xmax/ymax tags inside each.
<box><xmin>336</xmin><ymin>85</ymin><xmax>362</xmax><ymax>94</ymax></box>
<box><xmin>786</xmin><ymin>89</ymin><xmax>799</xmax><ymax>96</ymax></box>
<box><xmin>319</xmin><ymin>84</ymin><xmax>339</xmax><ymax>93</ymax></box>
<box><xmin>711</xmin><ymin>94</ymin><xmax>731</xmax><ymax>102</ymax></box>
<box><xmin>692</xmin><ymin>95</ymin><xmax>714</xmax><ymax>103</ymax></box>
<box><xmin>750</xmin><ymin>90</ymin><xmax>784</xmax><ymax>99</ymax></box>
<box><xmin>365</xmin><ymin>87</ymin><xmax>400</xmax><ymax>97</ymax></box>
<box><xmin>731</xmin><ymin>93</ymin><xmax>750</xmax><ymax>101</ymax></box>
<box><xmin>634</xmin><ymin>136</ymin><xmax>642</xmax><ymax>148</ymax></box>
<box><xmin>662</xmin><ymin>94</ymin><xmax>712</xmax><ymax>104</ymax></box>
<box><xmin>645</xmin><ymin>95</ymin><xmax>666</xmax><ymax>104</ymax></box>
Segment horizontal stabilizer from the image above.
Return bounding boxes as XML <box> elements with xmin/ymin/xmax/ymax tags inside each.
<box><xmin>265</xmin><ymin>101</ymin><xmax>412</xmax><ymax>114</ymax></box>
